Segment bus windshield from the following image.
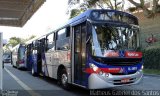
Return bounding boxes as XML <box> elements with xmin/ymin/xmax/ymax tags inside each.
<box><xmin>90</xmin><ymin>24</ymin><xmax>140</xmax><ymax>57</ymax></box>
<box><xmin>18</xmin><ymin>46</ymin><xmax>26</xmax><ymax>60</ymax></box>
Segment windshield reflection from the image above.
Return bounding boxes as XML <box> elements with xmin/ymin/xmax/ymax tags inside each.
<box><xmin>90</xmin><ymin>25</ymin><xmax>139</xmax><ymax>57</ymax></box>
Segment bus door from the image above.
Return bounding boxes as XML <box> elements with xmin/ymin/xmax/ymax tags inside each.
<box><xmin>37</xmin><ymin>38</ymin><xmax>45</xmax><ymax>74</ymax></box>
<box><xmin>27</xmin><ymin>44</ymin><xmax>32</xmax><ymax>70</ymax></box>
<box><xmin>73</xmin><ymin>23</ymin><xmax>86</xmax><ymax>86</ymax></box>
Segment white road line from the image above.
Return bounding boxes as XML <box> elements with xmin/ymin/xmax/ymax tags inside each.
<box><xmin>4</xmin><ymin>68</ymin><xmax>41</xmax><ymax>96</ymax></box>
<box><xmin>143</xmin><ymin>76</ymin><xmax>149</xmax><ymax>78</ymax></box>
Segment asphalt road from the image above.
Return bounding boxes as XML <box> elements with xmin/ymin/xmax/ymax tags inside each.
<box><xmin>2</xmin><ymin>63</ymin><xmax>160</xmax><ymax>96</ymax></box>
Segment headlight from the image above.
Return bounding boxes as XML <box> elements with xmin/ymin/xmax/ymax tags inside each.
<box><xmin>89</xmin><ymin>63</ymin><xmax>109</xmax><ymax>77</ymax></box>
<box><xmin>141</xmin><ymin>65</ymin><xmax>144</xmax><ymax>70</ymax></box>
<box><xmin>90</xmin><ymin>63</ymin><xmax>99</xmax><ymax>72</ymax></box>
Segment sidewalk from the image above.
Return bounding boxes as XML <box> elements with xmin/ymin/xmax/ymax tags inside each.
<box><xmin>2</xmin><ymin>65</ymin><xmax>30</xmax><ymax>96</ymax></box>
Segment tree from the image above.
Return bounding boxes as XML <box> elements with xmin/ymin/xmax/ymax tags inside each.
<box><xmin>128</xmin><ymin>0</ymin><xmax>160</xmax><ymax>18</ymax></box>
<box><xmin>68</xmin><ymin>0</ymin><xmax>125</xmax><ymax>18</ymax></box>
<box><xmin>8</xmin><ymin>37</ymin><xmax>22</xmax><ymax>48</ymax></box>
<box><xmin>69</xmin><ymin>9</ymin><xmax>81</xmax><ymax>19</ymax></box>
<box><xmin>6</xmin><ymin>35</ymin><xmax>36</xmax><ymax>48</ymax></box>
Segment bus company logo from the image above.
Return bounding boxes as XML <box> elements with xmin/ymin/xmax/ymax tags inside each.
<box><xmin>119</xmin><ymin>68</ymin><xmax>127</xmax><ymax>74</ymax></box>
<box><xmin>119</xmin><ymin>51</ymin><xmax>124</xmax><ymax>57</ymax></box>
<box><xmin>119</xmin><ymin>68</ymin><xmax>128</xmax><ymax>74</ymax></box>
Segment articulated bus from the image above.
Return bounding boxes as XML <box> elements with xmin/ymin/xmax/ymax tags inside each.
<box><xmin>28</xmin><ymin>9</ymin><xmax>143</xmax><ymax>89</ymax></box>
<box><xmin>11</xmin><ymin>44</ymin><xmax>26</xmax><ymax>69</ymax></box>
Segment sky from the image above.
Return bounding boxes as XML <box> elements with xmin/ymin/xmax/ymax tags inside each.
<box><xmin>0</xmin><ymin>0</ymin><xmax>69</xmax><ymax>42</ymax></box>
<box><xmin>0</xmin><ymin>0</ymin><xmax>132</xmax><ymax>43</ymax></box>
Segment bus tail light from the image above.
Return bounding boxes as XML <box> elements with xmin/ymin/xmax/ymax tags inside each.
<box><xmin>18</xmin><ymin>60</ymin><xmax>24</xmax><ymax>64</ymax></box>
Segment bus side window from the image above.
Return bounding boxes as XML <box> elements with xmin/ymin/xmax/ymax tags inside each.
<box><xmin>66</xmin><ymin>27</ymin><xmax>70</xmax><ymax>37</ymax></box>
<box><xmin>47</xmin><ymin>33</ymin><xmax>54</xmax><ymax>50</ymax></box>
<box><xmin>56</xmin><ymin>27</ymin><xmax>70</xmax><ymax>50</ymax></box>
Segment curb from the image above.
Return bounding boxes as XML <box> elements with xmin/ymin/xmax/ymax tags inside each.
<box><xmin>144</xmin><ymin>73</ymin><xmax>160</xmax><ymax>77</ymax></box>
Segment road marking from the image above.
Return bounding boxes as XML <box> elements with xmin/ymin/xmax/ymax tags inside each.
<box><xmin>143</xmin><ymin>76</ymin><xmax>149</xmax><ymax>78</ymax></box>
<box><xmin>4</xmin><ymin>68</ymin><xmax>41</xmax><ymax>96</ymax></box>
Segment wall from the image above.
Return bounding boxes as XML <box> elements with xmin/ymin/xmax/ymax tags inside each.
<box><xmin>133</xmin><ymin>12</ymin><xmax>160</xmax><ymax>48</ymax></box>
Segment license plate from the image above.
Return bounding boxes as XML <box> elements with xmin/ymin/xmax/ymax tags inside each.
<box><xmin>121</xmin><ymin>78</ymin><xmax>130</xmax><ymax>83</ymax></box>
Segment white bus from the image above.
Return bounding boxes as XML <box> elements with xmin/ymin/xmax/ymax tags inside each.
<box><xmin>11</xmin><ymin>44</ymin><xmax>26</xmax><ymax>69</ymax></box>
<box><xmin>28</xmin><ymin>9</ymin><xmax>143</xmax><ymax>89</ymax></box>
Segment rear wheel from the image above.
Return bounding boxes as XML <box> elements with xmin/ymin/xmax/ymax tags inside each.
<box><xmin>60</xmin><ymin>69</ymin><xmax>70</xmax><ymax>89</ymax></box>
<box><xmin>12</xmin><ymin>63</ymin><xmax>17</xmax><ymax>68</ymax></box>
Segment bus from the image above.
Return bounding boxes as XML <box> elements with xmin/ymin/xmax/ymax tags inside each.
<box><xmin>24</xmin><ymin>36</ymin><xmax>44</xmax><ymax>71</ymax></box>
<box><xmin>30</xmin><ymin>9</ymin><xmax>143</xmax><ymax>89</ymax></box>
<box><xmin>11</xmin><ymin>44</ymin><xmax>26</xmax><ymax>69</ymax></box>
<box><xmin>31</xmin><ymin>36</ymin><xmax>46</xmax><ymax>75</ymax></box>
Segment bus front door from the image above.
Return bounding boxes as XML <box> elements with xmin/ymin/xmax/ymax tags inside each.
<box><xmin>73</xmin><ymin>23</ymin><xmax>86</xmax><ymax>86</ymax></box>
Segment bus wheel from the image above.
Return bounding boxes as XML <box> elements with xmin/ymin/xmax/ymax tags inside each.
<box><xmin>12</xmin><ymin>65</ymin><xmax>16</xmax><ymax>68</ymax></box>
<box><xmin>60</xmin><ymin>69</ymin><xmax>70</xmax><ymax>89</ymax></box>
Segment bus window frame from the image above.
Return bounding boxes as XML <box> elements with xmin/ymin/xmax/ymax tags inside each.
<box><xmin>55</xmin><ymin>27</ymin><xmax>71</xmax><ymax>51</ymax></box>
<box><xmin>46</xmin><ymin>33</ymin><xmax>55</xmax><ymax>51</ymax></box>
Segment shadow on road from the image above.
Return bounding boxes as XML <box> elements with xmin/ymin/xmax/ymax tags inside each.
<box><xmin>34</xmin><ymin>76</ymin><xmax>136</xmax><ymax>96</ymax></box>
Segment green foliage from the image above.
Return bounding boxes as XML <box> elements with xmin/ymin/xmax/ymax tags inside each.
<box><xmin>143</xmin><ymin>69</ymin><xmax>160</xmax><ymax>75</ymax></box>
<box><xmin>68</xmin><ymin>0</ymin><xmax>125</xmax><ymax>18</ymax></box>
<box><xmin>8</xmin><ymin>37</ymin><xmax>22</xmax><ymax>47</ymax></box>
<box><xmin>128</xmin><ymin>0</ymin><xmax>160</xmax><ymax>18</ymax></box>
<box><xmin>70</xmin><ymin>9</ymin><xmax>81</xmax><ymax>19</ymax></box>
<box><xmin>7</xmin><ymin>35</ymin><xmax>36</xmax><ymax>48</ymax></box>
<box><xmin>128</xmin><ymin>7</ymin><xmax>137</xmax><ymax>12</ymax></box>
<box><xmin>143</xmin><ymin>46</ymin><xmax>160</xmax><ymax>70</ymax></box>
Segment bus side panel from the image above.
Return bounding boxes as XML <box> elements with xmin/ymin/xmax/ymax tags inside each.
<box><xmin>43</xmin><ymin>50</ymin><xmax>57</xmax><ymax>78</ymax></box>
<box><xmin>53</xmin><ymin>50</ymin><xmax>71</xmax><ymax>79</ymax></box>
<box><xmin>42</xmin><ymin>50</ymin><xmax>71</xmax><ymax>80</ymax></box>
<box><xmin>12</xmin><ymin>52</ymin><xmax>17</xmax><ymax>67</ymax></box>
<box><xmin>42</xmin><ymin>51</ymin><xmax>51</xmax><ymax>77</ymax></box>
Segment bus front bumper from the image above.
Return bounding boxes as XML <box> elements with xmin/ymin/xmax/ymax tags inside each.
<box><xmin>17</xmin><ymin>63</ymin><xmax>26</xmax><ymax>69</ymax></box>
<box><xmin>88</xmin><ymin>70</ymin><xmax>143</xmax><ymax>89</ymax></box>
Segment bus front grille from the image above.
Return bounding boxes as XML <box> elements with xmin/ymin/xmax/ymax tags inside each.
<box><xmin>113</xmin><ymin>78</ymin><xmax>136</xmax><ymax>85</ymax></box>
<box><xmin>92</xmin><ymin>56</ymin><xmax>142</xmax><ymax>66</ymax></box>
<box><xmin>110</xmin><ymin>71</ymin><xmax>137</xmax><ymax>75</ymax></box>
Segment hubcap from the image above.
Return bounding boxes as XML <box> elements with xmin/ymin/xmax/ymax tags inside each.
<box><xmin>61</xmin><ymin>74</ymin><xmax>67</xmax><ymax>85</ymax></box>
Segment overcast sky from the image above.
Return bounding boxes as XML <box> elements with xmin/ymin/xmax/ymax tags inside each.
<box><xmin>0</xmin><ymin>0</ymin><xmax>69</xmax><ymax>41</ymax></box>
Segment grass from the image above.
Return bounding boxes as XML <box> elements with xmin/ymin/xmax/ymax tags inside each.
<box><xmin>144</xmin><ymin>42</ymin><xmax>160</xmax><ymax>50</ymax></box>
<box><xmin>143</xmin><ymin>69</ymin><xmax>160</xmax><ymax>75</ymax></box>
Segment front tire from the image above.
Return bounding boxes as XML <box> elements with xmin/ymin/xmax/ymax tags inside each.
<box><xmin>60</xmin><ymin>69</ymin><xmax>70</xmax><ymax>89</ymax></box>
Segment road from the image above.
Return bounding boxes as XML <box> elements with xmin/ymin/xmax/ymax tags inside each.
<box><xmin>2</xmin><ymin>63</ymin><xmax>160</xmax><ymax>96</ymax></box>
